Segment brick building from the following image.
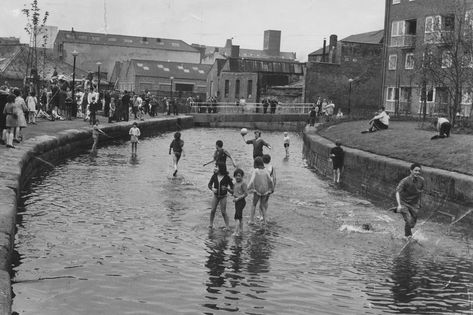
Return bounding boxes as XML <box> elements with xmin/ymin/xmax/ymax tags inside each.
<box><xmin>382</xmin><ymin>0</ymin><xmax>473</xmax><ymax>117</ymax></box>
<box><xmin>54</xmin><ymin>29</ymin><xmax>201</xmax><ymax>80</ymax></box>
<box><xmin>305</xmin><ymin>31</ymin><xmax>383</xmax><ymax>115</ymax></box>
<box><xmin>195</xmin><ymin>30</ymin><xmax>297</xmax><ymax>65</ymax></box>
<box><xmin>111</xmin><ymin>59</ymin><xmax>210</xmax><ymax>98</ymax></box>
<box><xmin>206</xmin><ymin>51</ymin><xmax>304</xmax><ymax>103</ymax></box>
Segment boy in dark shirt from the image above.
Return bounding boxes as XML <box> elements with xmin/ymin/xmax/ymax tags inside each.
<box><xmin>329</xmin><ymin>140</ymin><xmax>344</xmax><ymax>184</ymax></box>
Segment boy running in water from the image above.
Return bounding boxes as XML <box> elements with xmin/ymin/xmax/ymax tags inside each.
<box><xmin>169</xmin><ymin>131</ymin><xmax>184</xmax><ymax>176</ymax></box>
<box><xmin>242</xmin><ymin>130</ymin><xmax>271</xmax><ymax>159</ymax></box>
<box><xmin>232</xmin><ymin>168</ymin><xmax>247</xmax><ymax>236</ymax></box>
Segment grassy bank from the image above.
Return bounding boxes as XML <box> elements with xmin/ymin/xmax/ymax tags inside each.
<box><xmin>315</xmin><ymin>120</ymin><xmax>473</xmax><ymax>176</ymax></box>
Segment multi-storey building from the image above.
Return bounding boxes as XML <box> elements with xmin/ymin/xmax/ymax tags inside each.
<box><xmin>305</xmin><ymin>31</ymin><xmax>383</xmax><ymax>115</ymax></box>
<box><xmin>382</xmin><ymin>0</ymin><xmax>473</xmax><ymax>117</ymax></box>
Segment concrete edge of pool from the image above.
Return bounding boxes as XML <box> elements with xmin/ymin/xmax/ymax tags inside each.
<box><xmin>0</xmin><ymin>118</ymin><xmax>471</xmax><ymax>314</ymax></box>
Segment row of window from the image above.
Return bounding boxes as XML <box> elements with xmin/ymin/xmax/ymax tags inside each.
<box><xmin>223</xmin><ymin>79</ymin><xmax>253</xmax><ymax>99</ymax></box>
<box><xmin>391</xmin><ymin>14</ymin><xmax>458</xmax><ymax>46</ymax></box>
<box><xmin>388</xmin><ymin>50</ymin><xmax>456</xmax><ymax>71</ymax></box>
<box><xmin>386</xmin><ymin>86</ymin><xmax>473</xmax><ymax>104</ymax></box>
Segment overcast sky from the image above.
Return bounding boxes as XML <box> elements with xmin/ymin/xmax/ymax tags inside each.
<box><xmin>1</xmin><ymin>0</ymin><xmax>385</xmax><ymax>61</ymax></box>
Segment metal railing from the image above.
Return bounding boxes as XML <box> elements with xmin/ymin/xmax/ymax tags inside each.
<box><xmin>188</xmin><ymin>102</ymin><xmax>314</xmax><ymax>114</ymax></box>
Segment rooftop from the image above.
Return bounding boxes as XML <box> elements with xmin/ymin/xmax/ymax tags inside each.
<box><xmin>56</xmin><ymin>30</ymin><xmax>198</xmax><ymax>53</ymax></box>
<box><xmin>130</xmin><ymin>59</ymin><xmax>211</xmax><ymax>80</ymax></box>
<box><xmin>309</xmin><ymin>30</ymin><xmax>384</xmax><ymax>56</ymax></box>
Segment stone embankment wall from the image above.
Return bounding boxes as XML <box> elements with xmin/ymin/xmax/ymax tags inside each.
<box><xmin>303</xmin><ymin>129</ymin><xmax>473</xmax><ymax>222</ymax></box>
<box><xmin>191</xmin><ymin>113</ymin><xmax>307</xmax><ymax>131</ymax></box>
<box><xmin>0</xmin><ymin>117</ymin><xmax>192</xmax><ymax>314</ymax></box>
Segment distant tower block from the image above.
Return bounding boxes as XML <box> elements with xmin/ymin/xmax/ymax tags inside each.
<box><xmin>263</xmin><ymin>30</ymin><xmax>281</xmax><ymax>56</ymax></box>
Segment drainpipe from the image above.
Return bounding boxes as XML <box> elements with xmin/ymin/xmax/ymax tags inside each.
<box><xmin>380</xmin><ymin>0</ymin><xmax>391</xmax><ymax>108</ymax></box>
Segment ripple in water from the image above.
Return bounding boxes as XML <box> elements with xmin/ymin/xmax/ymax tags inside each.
<box><xmin>12</xmin><ymin>128</ymin><xmax>473</xmax><ymax>315</ymax></box>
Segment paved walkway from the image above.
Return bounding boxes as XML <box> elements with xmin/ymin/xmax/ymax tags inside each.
<box><xmin>0</xmin><ymin>115</ymin><xmax>173</xmax><ymax>155</ymax></box>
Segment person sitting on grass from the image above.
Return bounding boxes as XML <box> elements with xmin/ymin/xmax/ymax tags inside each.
<box><xmin>362</xmin><ymin>107</ymin><xmax>390</xmax><ymax>133</ymax></box>
<box><xmin>431</xmin><ymin>117</ymin><xmax>451</xmax><ymax>140</ymax></box>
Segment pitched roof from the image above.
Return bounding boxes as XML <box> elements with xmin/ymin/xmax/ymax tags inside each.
<box><xmin>56</xmin><ymin>30</ymin><xmax>198</xmax><ymax>53</ymax></box>
<box><xmin>130</xmin><ymin>59</ymin><xmax>211</xmax><ymax>80</ymax></box>
<box><xmin>309</xmin><ymin>30</ymin><xmax>383</xmax><ymax>56</ymax></box>
<box><xmin>341</xmin><ymin>30</ymin><xmax>384</xmax><ymax>44</ymax></box>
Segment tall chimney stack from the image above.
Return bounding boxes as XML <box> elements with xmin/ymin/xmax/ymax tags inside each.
<box><xmin>263</xmin><ymin>30</ymin><xmax>281</xmax><ymax>56</ymax></box>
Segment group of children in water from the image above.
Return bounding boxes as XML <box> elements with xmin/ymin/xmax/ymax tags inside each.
<box><xmin>91</xmin><ymin>123</ymin><xmax>284</xmax><ymax>236</ymax></box>
<box><xmin>206</xmin><ymin>130</ymin><xmax>280</xmax><ymax>235</ymax></box>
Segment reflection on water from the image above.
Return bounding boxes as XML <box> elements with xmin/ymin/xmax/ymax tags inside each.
<box><xmin>12</xmin><ymin>128</ymin><xmax>473</xmax><ymax>315</ymax></box>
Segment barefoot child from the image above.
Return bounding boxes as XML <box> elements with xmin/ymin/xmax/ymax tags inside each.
<box><xmin>208</xmin><ymin>164</ymin><xmax>234</xmax><ymax>230</ymax></box>
<box><xmin>247</xmin><ymin>156</ymin><xmax>274</xmax><ymax>225</ymax></box>
<box><xmin>283</xmin><ymin>132</ymin><xmax>290</xmax><ymax>157</ymax></box>
<box><xmin>169</xmin><ymin>131</ymin><xmax>184</xmax><ymax>176</ymax></box>
<box><xmin>129</xmin><ymin>122</ymin><xmax>141</xmax><ymax>155</ymax></box>
<box><xmin>232</xmin><ymin>168</ymin><xmax>248</xmax><ymax>236</ymax></box>
<box><xmin>91</xmin><ymin>120</ymin><xmax>107</xmax><ymax>154</ymax></box>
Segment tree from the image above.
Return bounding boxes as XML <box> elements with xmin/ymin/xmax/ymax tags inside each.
<box><xmin>416</xmin><ymin>0</ymin><xmax>473</xmax><ymax>127</ymax></box>
<box><xmin>22</xmin><ymin>0</ymin><xmax>49</xmax><ymax>94</ymax></box>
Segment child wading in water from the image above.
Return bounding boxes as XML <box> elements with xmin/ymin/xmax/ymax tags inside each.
<box><xmin>208</xmin><ymin>164</ymin><xmax>234</xmax><ymax>230</ymax></box>
<box><xmin>247</xmin><ymin>156</ymin><xmax>274</xmax><ymax>225</ymax></box>
<box><xmin>129</xmin><ymin>122</ymin><xmax>141</xmax><ymax>156</ymax></box>
<box><xmin>283</xmin><ymin>132</ymin><xmax>290</xmax><ymax>157</ymax></box>
<box><xmin>329</xmin><ymin>140</ymin><xmax>344</xmax><ymax>184</ymax></box>
<box><xmin>232</xmin><ymin>168</ymin><xmax>248</xmax><ymax>236</ymax></box>
<box><xmin>169</xmin><ymin>131</ymin><xmax>184</xmax><ymax>176</ymax></box>
<box><xmin>91</xmin><ymin>120</ymin><xmax>107</xmax><ymax>154</ymax></box>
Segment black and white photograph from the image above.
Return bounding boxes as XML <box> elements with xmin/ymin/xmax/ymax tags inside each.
<box><xmin>1</xmin><ymin>0</ymin><xmax>473</xmax><ymax>314</ymax></box>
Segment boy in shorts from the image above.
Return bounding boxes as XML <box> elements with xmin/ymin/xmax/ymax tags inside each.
<box><xmin>283</xmin><ymin>132</ymin><xmax>290</xmax><ymax>157</ymax></box>
<box><xmin>232</xmin><ymin>168</ymin><xmax>248</xmax><ymax>236</ymax></box>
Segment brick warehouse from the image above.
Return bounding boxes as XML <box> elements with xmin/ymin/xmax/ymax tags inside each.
<box><xmin>53</xmin><ymin>29</ymin><xmax>201</xmax><ymax>81</ymax></box>
<box><xmin>382</xmin><ymin>0</ymin><xmax>473</xmax><ymax>117</ymax></box>
<box><xmin>305</xmin><ymin>31</ymin><xmax>383</xmax><ymax>115</ymax></box>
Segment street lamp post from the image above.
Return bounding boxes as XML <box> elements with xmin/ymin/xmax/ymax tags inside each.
<box><xmin>170</xmin><ymin>76</ymin><xmax>174</xmax><ymax>99</ymax></box>
<box><xmin>96</xmin><ymin>61</ymin><xmax>102</xmax><ymax>112</ymax></box>
<box><xmin>348</xmin><ymin>78</ymin><xmax>354</xmax><ymax>116</ymax></box>
<box><xmin>71</xmin><ymin>50</ymin><xmax>79</xmax><ymax>118</ymax></box>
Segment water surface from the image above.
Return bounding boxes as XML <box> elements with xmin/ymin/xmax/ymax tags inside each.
<box><xmin>12</xmin><ymin>128</ymin><xmax>473</xmax><ymax>314</ymax></box>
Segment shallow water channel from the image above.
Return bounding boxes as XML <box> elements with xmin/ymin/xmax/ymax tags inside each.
<box><xmin>12</xmin><ymin>128</ymin><xmax>473</xmax><ymax>314</ymax></box>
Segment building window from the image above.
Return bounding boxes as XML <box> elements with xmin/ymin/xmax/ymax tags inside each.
<box><xmin>387</xmin><ymin>87</ymin><xmax>399</xmax><ymax>101</ymax></box>
<box><xmin>224</xmin><ymin>80</ymin><xmax>229</xmax><ymax>98</ymax></box>
<box><xmin>235</xmin><ymin>79</ymin><xmax>240</xmax><ymax>98</ymax></box>
<box><xmin>405</xmin><ymin>53</ymin><xmax>415</xmax><ymax>69</ymax></box>
<box><xmin>247</xmin><ymin>80</ymin><xmax>253</xmax><ymax>98</ymax></box>
<box><xmin>442</xmin><ymin>51</ymin><xmax>452</xmax><ymax>68</ymax></box>
<box><xmin>392</xmin><ymin>0</ymin><xmax>400</xmax><ymax>4</ymax></box>
<box><xmin>389</xmin><ymin>55</ymin><xmax>398</xmax><ymax>70</ymax></box>
<box><xmin>424</xmin><ymin>15</ymin><xmax>454</xmax><ymax>43</ymax></box>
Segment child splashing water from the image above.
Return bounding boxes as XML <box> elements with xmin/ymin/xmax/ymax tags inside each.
<box><xmin>247</xmin><ymin>156</ymin><xmax>274</xmax><ymax>225</ymax></box>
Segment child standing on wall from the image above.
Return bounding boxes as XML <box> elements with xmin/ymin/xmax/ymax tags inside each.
<box><xmin>232</xmin><ymin>168</ymin><xmax>248</xmax><ymax>236</ymax></box>
<box><xmin>129</xmin><ymin>122</ymin><xmax>141</xmax><ymax>156</ymax></box>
